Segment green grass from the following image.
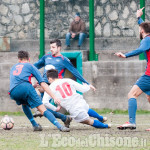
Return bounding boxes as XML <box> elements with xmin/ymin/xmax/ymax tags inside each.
<box><xmin>92</xmin><ymin>108</ymin><xmax>150</xmax><ymax>115</ymax></box>
<box><xmin>0</xmin><ymin>108</ymin><xmax>150</xmax><ymax>116</ymax></box>
<box><xmin>0</xmin><ymin>111</ymin><xmax>24</xmax><ymax>116</ymax></box>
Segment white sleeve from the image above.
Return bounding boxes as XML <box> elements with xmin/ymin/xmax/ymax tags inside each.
<box><xmin>69</xmin><ymin>79</ymin><xmax>90</xmax><ymax>93</ymax></box>
<box><xmin>42</xmin><ymin>91</ymin><xmax>57</xmax><ymax>111</ymax></box>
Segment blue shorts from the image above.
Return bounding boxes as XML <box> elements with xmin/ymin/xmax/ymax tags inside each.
<box><xmin>10</xmin><ymin>82</ymin><xmax>43</xmax><ymax>109</ymax></box>
<box><xmin>135</xmin><ymin>75</ymin><xmax>150</xmax><ymax>95</ymax></box>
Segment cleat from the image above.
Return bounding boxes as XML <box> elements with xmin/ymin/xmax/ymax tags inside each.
<box><xmin>33</xmin><ymin>124</ymin><xmax>43</xmax><ymax>131</ymax></box>
<box><xmin>60</xmin><ymin>126</ymin><xmax>70</xmax><ymax>132</ymax></box>
<box><xmin>145</xmin><ymin>128</ymin><xmax>150</xmax><ymax>131</ymax></box>
<box><xmin>108</xmin><ymin>124</ymin><xmax>111</xmax><ymax>128</ymax></box>
<box><xmin>64</xmin><ymin>116</ymin><xmax>72</xmax><ymax>128</ymax></box>
<box><xmin>102</xmin><ymin>117</ymin><xmax>107</xmax><ymax>123</ymax></box>
<box><xmin>33</xmin><ymin>111</ymin><xmax>43</xmax><ymax>118</ymax></box>
<box><xmin>117</xmin><ymin>122</ymin><xmax>136</xmax><ymax>130</ymax></box>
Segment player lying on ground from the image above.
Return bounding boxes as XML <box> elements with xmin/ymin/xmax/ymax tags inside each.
<box><xmin>44</xmin><ymin>69</ymin><xmax>111</xmax><ymax>129</ymax></box>
<box><xmin>115</xmin><ymin>21</ymin><xmax>150</xmax><ymax>130</ymax></box>
<box><xmin>9</xmin><ymin>51</ymin><xmax>70</xmax><ymax>132</ymax></box>
<box><xmin>33</xmin><ymin>39</ymin><xmax>96</xmax><ymax>117</ymax></box>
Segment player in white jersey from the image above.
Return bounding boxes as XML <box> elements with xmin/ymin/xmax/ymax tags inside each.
<box><xmin>43</xmin><ymin>69</ymin><xmax>111</xmax><ymax>129</ymax></box>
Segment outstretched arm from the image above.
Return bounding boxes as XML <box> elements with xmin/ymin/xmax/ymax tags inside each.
<box><xmin>115</xmin><ymin>38</ymin><xmax>150</xmax><ymax>58</ymax></box>
<box><xmin>137</xmin><ymin>7</ymin><xmax>144</xmax><ymax>25</ymax></box>
<box><xmin>64</xmin><ymin>58</ymin><xmax>96</xmax><ymax>91</ymax></box>
<box><xmin>69</xmin><ymin>79</ymin><xmax>90</xmax><ymax>93</ymax></box>
<box><xmin>34</xmin><ymin>56</ymin><xmax>45</xmax><ymax>69</ymax></box>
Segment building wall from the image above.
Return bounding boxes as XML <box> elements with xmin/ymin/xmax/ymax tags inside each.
<box><xmin>0</xmin><ymin>0</ymin><xmax>150</xmax><ymax>40</ymax></box>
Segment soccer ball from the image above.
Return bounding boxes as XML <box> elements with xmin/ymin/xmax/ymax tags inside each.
<box><xmin>1</xmin><ymin>115</ymin><xmax>14</xmax><ymax>130</ymax></box>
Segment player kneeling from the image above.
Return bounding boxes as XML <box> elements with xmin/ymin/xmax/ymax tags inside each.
<box><xmin>44</xmin><ymin>69</ymin><xmax>111</xmax><ymax>129</ymax></box>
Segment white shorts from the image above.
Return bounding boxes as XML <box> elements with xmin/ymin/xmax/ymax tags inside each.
<box><xmin>70</xmin><ymin>101</ymin><xmax>90</xmax><ymax>123</ymax></box>
<box><xmin>74</xmin><ymin>111</ymin><xmax>89</xmax><ymax>122</ymax></box>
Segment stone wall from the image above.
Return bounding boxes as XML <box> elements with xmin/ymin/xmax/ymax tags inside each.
<box><xmin>0</xmin><ymin>0</ymin><xmax>150</xmax><ymax>40</ymax></box>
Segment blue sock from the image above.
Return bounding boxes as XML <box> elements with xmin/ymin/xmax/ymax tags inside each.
<box><xmin>47</xmin><ymin>109</ymin><xmax>67</xmax><ymax>122</ymax></box>
<box><xmin>22</xmin><ymin>105</ymin><xmax>38</xmax><ymax>127</ymax></box>
<box><xmin>88</xmin><ymin>108</ymin><xmax>103</xmax><ymax>121</ymax></box>
<box><xmin>128</xmin><ymin>98</ymin><xmax>137</xmax><ymax>124</ymax></box>
<box><xmin>43</xmin><ymin>110</ymin><xmax>62</xmax><ymax>130</ymax></box>
<box><xmin>92</xmin><ymin>120</ymin><xmax>108</xmax><ymax>128</ymax></box>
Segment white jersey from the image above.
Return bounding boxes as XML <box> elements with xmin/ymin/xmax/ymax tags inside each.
<box><xmin>43</xmin><ymin>78</ymin><xmax>90</xmax><ymax>118</ymax></box>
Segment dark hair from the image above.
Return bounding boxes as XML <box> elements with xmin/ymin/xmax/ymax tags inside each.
<box><xmin>139</xmin><ymin>22</ymin><xmax>150</xmax><ymax>33</ymax></box>
<box><xmin>47</xmin><ymin>69</ymin><xmax>58</xmax><ymax>79</ymax></box>
<box><xmin>18</xmin><ymin>51</ymin><xmax>29</xmax><ymax>60</ymax></box>
<box><xmin>50</xmin><ymin>39</ymin><xmax>61</xmax><ymax>47</ymax></box>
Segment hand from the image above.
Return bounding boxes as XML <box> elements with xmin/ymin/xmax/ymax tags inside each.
<box><xmin>54</xmin><ymin>97</ymin><xmax>61</xmax><ymax>105</ymax></box>
<box><xmin>33</xmin><ymin>82</ymin><xmax>39</xmax><ymax>88</ymax></box>
<box><xmin>38</xmin><ymin>87</ymin><xmax>44</xmax><ymax>93</ymax></box>
<box><xmin>114</xmin><ymin>52</ymin><xmax>126</xmax><ymax>58</ymax></box>
<box><xmin>137</xmin><ymin>7</ymin><xmax>144</xmax><ymax>18</ymax></box>
<box><xmin>56</xmin><ymin>105</ymin><xmax>62</xmax><ymax>112</ymax></box>
<box><xmin>89</xmin><ymin>84</ymin><xmax>96</xmax><ymax>91</ymax></box>
<box><xmin>71</xmin><ymin>33</ymin><xmax>76</xmax><ymax>38</ymax></box>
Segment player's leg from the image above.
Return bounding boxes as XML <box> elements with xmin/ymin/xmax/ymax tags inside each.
<box><xmin>33</xmin><ymin>88</ymin><xmax>45</xmax><ymax>118</ymax></box>
<box><xmin>145</xmin><ymin>95</ymin><xmax>150</xmax><ymax>131</ymax></box>
<box><xmin>88</xmin><ymin>108</ymin><xmax>107</xmax><ymax>122</ymax></box>
<box><xmin>37</xmin><ymin>104</ymin><xmax>70</xmax><ymax>132</ymax></box>
<box><xmin>74</xmin><ymin>111</ymin><xmax>111</xmax><ymax>128</ymax></box>
<box><xmin>9</xmin><ymin>83</ymin><xmax>43</xmax><ymax>131</ymax></box>
<box><xmin>81</xmin><ymin>118</ymin><xmax>110</xmax><ymax>128</ymax></box>
<box><xmin>118</xmin><ymin>85</ymin><xmax>143</xmax><ymax>130</ymax></box>
<box><xmin>22</xmin><ymin>104</ymin><xmax>42</xmax><ymax>131</ymax></box>
<box><xmin>47</xmin><ymin>109</ymin><xmax>72</xmax><ymax>128</ymax></box>
<box><xmin>27</xmin><ymin>86</ymin><xmax>70</xmax><ymax>132</ymax></box>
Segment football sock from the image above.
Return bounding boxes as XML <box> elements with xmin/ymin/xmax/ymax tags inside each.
<box><xmin>43</xmin><ymin>110</ymin><xmax>62</xmax><ymax>130</ymax></box>
<box><xmin>88</xmin><ymin>108</ymin><xmax>103</xmax><ymax>121</ymax></box>
<box><xmin>128</xmin><ymin>98</ymin><xmax>137</xmax><ymax>124</ymax></box>
<box><xmin>92</xmin><ymin>120</ymin><xmax>108</xmax><ymax>128</ymax></box>
<box><xmin>47</xmin><ymin>109</ymin><xmax>67</xmax><ymax>122</ymax></box>
<box><xmin>22</xmin><ymin>105</ymin><xmax>38</xmax><ymax>127</ymax></box>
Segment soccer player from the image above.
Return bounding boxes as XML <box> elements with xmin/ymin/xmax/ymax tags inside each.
<box><xmin>44</xmin><ymin>69</ymin><xmax>111</xmax><ymax>129</ymax></box>
<box><xmin>33</xmin><ymin>39</ymin><xmax>96</xmax><ymax>116</ymax></box>
<box><xmin>115</xmin><ymin>22</ymin><xmax>150</xmax><ymax>130</ymax></box>
<box><xmin>9</xmin><ymin>51</ymin><xmax>70</xmax><ymax>132</ymax></box>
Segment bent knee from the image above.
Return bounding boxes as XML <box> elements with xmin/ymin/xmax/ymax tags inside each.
<box><xmin>128</xmin><ymin>92</ymin><xmax>138</xmax><ymax>99</ymax></box>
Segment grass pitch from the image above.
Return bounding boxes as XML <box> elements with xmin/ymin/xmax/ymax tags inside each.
<box><xmin>0</xmin><ymin>113</ymin><xmax>150</xmax><ymax>150</ymax></box>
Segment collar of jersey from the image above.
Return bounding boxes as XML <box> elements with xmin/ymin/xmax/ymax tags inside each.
<box><xmin>52</xmin><ymin>54</ymin><xmax>63</xmax><ymax>57</ymax></box>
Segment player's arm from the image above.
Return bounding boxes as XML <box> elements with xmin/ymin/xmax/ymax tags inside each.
<box><xmin>64</xmin><ymin>58</ymin><xmax>89</xmax><ymax>84</ymax></box>
<box><xmin>33</xmin><ymin>55</ymin><xmax>45</xmax><ymax>69</ymax></box>
<box><xmin>41</xmin><ymin>82</ymin><xmax>60</xmax><ymax>104</ymax></box>
<box><xmin>137</xmin><ymin>7</ymin><xmax>144</xmax><ymax>25</ymax></box>
<box><xmin>42</xmin><ymin>92</ymin><xmax>57</xmax><ymax>111</ymax></box>
<box><xmin>31</xmin><ymin>65</ymin><xmax>61</xmax><ymax>104</ymax></box>
<box><xmin>69</xmin><ymin>79</ymin><xmax>90</xmax><ymax>93</ymax></box>
<box><xmin>64</xmin><ymin>58</ymin><xmax>96</xmax><ymax>91</ymax></box>
<box><xmin>115</xmin><ymin>38</ymin><xmax>150</xmax><ymax>58</ymax></box>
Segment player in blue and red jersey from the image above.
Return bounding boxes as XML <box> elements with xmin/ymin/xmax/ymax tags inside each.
<box><xmin>115</xmin><ymin>21</ymin><xmax>150</xmax><ymax>130</ymax></box>
<box><xmin>33</xmin><ymin>39</ymin><xmax>96</xmax><ymax>115</ymax></box>
<box><xmin>9</xmin><ymin>51</ymin><xmax>70</xmax><ymax>132</ymax></box>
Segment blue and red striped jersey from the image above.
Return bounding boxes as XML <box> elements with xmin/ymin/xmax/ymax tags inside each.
<box><xmin>125</xmin><ymin>35</ymin><xmax>150</xmax><ymax>76</ymax></box>
<box><xmin>9</xmin><ymin>62</ymin><xmax>44</xmax><ymax>93</ymax></box>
